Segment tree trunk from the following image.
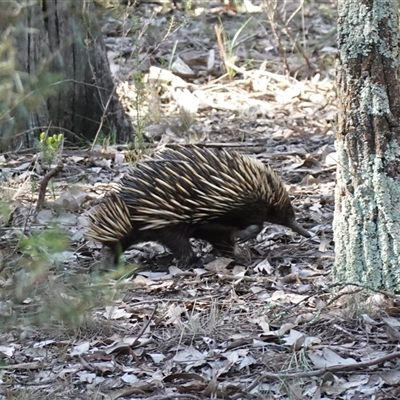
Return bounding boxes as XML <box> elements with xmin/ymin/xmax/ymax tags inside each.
<box><xmin>334</xmin><ymin>0</ymin><xmax>400</xmax><ymax>289</ymax></box>
<box><xmin>0</xmin><ymin>0</ymin><xmax>133</xmax><ymax>149</ymax></box>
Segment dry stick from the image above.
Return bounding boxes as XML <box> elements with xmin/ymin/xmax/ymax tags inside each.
<box><xmin>130</xmin><ymin>304</ymin><xmax>158</xmax><ymax>348</ymax></box>
<box><xmin>265</xmin><ymin>4</ymin><xmax>290</xmax><ymax>73</ymax></box>
<box><xmin>272</xmin><ymin>282</ymin><xmax>399</xmax><ymax>327</ymax></box>
<box><xmin>214</xmin><ymin>25</ymin><xmax>227</xmax><ymax>74</ymax></box>
<box><xmin>35</xmin><ymin>161</ymin><xmax>64</xmax><ymax>212</ymax></box>
<box><xmin>327</xmin><ymin>281</ymin><xmax>399</xmax><ymax>300</ymax></box>
<box><xmin>0</xmin><ymin>362</ymin><xmax>41</xmax><ymax>370</ymax></box>
<box><xmin>297</xmin><ymin>281</ymin><xmax>398</xmax><ymax>316</ymax></box>
<box><xmin>90</xmin><ymin>86</ymin><xmax>115</xmax><ymax>152</ymax></box>
<box><xmin>78</xmin><ymin>356</ymin><xmax>95</xmax><ymax>371</ymax></box>
<box><xmin>131</xmin><ymin>395</ymin><xmax>203</xmax><ymax>400</ymax></box>
<box><xmin>274</xmin><ymin>7</ymin><xmax>313</xmax><ymax>71</ymax></box>
<box><xmin>232</xmin><ymin>351</ymin><xmax>400</xmax><ymax>400</ymax></box>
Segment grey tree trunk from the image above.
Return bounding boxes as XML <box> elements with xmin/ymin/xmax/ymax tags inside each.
<box><xmin>334</xmin><ymin>0</ymin><xmax>400</xmax><ymax>289</ymax></box>
<box><xmin>0</xmin><ymin>0</ymin><xmax>133</xmax><ymax>149</ymax></box>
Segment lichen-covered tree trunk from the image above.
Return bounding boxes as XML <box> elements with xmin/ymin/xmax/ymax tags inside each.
<box><xmin>334</xmin><ymin>0</ymin><xmax>400</xmax><ymax>289</ymax></box>
<box><xmin>1</xmin><ymin>0</ymin><xmax>133</xmax><ymax>149</ymax></box>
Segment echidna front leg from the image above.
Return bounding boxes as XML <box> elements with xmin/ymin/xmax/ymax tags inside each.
<box><xmin>236</xmin><ymin>224</ymin><xmax>263</xmax><ymax>241</ymax></box>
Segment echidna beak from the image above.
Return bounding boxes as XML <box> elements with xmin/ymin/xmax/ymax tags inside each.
<box><xmin>288</xmin><ymin>220</ymin><xmax>311</xmax><ymax>238</ymax></box>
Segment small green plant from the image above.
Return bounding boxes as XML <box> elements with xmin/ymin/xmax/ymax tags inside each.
<box><xmin>131</xmin><ymin>71</ymin><xmax>148</xmax><ymax>156</ymax></box>
<box><xmin>38</xmin><ymin>132</ymin><xmax>63</xmax><ymax>200</ymax></box>
<box><xmin>183</xmin><ymin>0</ymin><xmax>195</xmax><ymax>13</ymax></box>
<box><xmin>39</xmin><ymin>132</ymin><xmax>63</xmax><ymax>167</ymax></box>
<box><xmin>99</xmin><ymin>126</ymin><xmax>117</xmax><ymax>150</ymax></box>
<box><xmin>215</xmin><ymin>17</ymin><xmax>252</xmax><ymax>80</ymax></box>
<box><xmin>178</xmin><ymin>106</ymin><xmax>197</xmax><ymax>137</ymax></box>
<box><xmin>169</xmin><ymin>40</ymin><xmax>179</xmax><ymax>71</ymax></box>
<box><xmin>125</xmin><ymin>144</ymin><xmax>142</xmax><ymax>166</ymax></box>
<box><xmin>127</xmin><ymin>12</ymin><xmax>151</xmax><ymax>159</ymax></box>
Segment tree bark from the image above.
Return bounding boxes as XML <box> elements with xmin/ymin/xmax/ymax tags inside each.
<box><xmin>334</xmin><ymin>0</ymin><xmax>400</xmax><ymax>289</ymax></box>
<box><xmin>0</xmin><ymin>0</ymin><xmax>133</xmax><ymax>149</ymax></box>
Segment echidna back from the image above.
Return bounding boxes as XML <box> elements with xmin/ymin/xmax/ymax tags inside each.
<box><xmin>117</xmin><ymin>147</ymin><xmax>284</xmax><ymax>230</ymax></box>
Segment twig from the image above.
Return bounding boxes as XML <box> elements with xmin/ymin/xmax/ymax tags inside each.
<box><xmin>214</xmin><ymin>24</ymin><xmax>228</xmax><ymax>75</ymax></box>
<box><xmin>274</xmin><ymin>6</ymin><xmax>313</xmax><ymax>71</ymax></box>
<box><xmin>0</xmin><ymin>362</ymin><xmax>41</xmax><ymax>370</ymax></box>
<box><xmin>133</xmin><ymin>395</ymin><xmax>204</xmax><ymax>400</ymax></box>
<box><xmin>264</xmin><ymin>1</ymin><xmax>290</xmax><ymax>74</ymax></box>
<box><xmin>90</xmin><ymin>86</ymin><xmax>115</xmax><ymax>152</ymax></box>
<box><xmin>35</xmin><ymin>161</ymin><xmax>64</xmax><ymax>212</ymax></box>
<box><xmin>232</xmin><ymin>351</ymin><xmax>400</xmax><ymax>400</ymax></box>
<box><xmin>130</xmin><ymin>304</ymin><xmax>158</xmax><ymax>348</ymax></box>
<box><xmin>327</xmin><ymin>282</ymin><xmax>399</xmax><ymax>300</ymax></box>
<box><xmin>78</xmin><ymin>356</ymin><xmax>95</xmax><ymax>371</ymax></box>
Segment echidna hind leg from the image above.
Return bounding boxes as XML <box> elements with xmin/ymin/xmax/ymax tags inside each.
<box><xmin>156</xmin><ymin>228</ymin><xmax>200</xmax><ymax>267</ymax></box>
<box><xmin>194</xmin><ymin>224</ymin><xmax>236</xmax><ymax>256</ymax></box>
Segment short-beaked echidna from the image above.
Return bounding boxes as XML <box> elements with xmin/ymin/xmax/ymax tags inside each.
<box><xmin>86</xmin><ymin>146</ymin><xmax>310</xmax><ymax>266</ymax></box>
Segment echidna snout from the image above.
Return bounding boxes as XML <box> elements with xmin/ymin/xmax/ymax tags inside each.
<box><xmin>286</xmin><ymin>219</ymin><xmax>310</xmax><ymax>238</ymax></box>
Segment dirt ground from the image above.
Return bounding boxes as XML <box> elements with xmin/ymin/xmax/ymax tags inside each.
<box><xmin>1</xmin><ymin>1</ymin><xmax>400</xmax><ymax>399</ymax></box>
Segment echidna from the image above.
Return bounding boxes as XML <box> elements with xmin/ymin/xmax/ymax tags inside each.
<box><xmin>87</xmin><ymin>146</ymin><xmax>310</xmax><ymax>266</ymax></box>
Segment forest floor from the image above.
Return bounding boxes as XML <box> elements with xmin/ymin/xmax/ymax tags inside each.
<box><xmin>1</xmin><ymin>1</ymin><xmax>400</xmax><ymax>400</ymax></box>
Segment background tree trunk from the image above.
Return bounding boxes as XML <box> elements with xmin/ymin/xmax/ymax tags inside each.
<box><xmin>1</xmin><ymin>0</ymin><xmax>133</xmax><ymax>149</ymax></box>
<box><xmin>334</xmin><ymin>0</ymin><xmax>400</xmax><ymax>289</ymax></box>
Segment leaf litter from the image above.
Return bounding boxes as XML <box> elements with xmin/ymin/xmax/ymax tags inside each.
<box><xmin>1</xmin><ymin>1</ymin><xmax>400</xmax><ymax>399</ymax></box>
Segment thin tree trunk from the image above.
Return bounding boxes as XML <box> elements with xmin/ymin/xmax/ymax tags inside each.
<box><xmin>0</xmin><ymin>0</ymin><xmax>133</xmax><ymax>149</ymax></box>
<box><xmin>334</xmin><ymin>0</ymin><xmax>400</xmax><ymax>289</ymax></box>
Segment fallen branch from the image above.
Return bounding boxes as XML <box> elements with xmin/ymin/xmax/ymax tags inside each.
<box><xmin>127</xmin><ymin>394</ymin><xmax>203</xmax><ymax>400</ymax></box>
<box><xmin>36</xmin><ymin>161</ymin><xmax>64</xmax><ymax>212</ymax></box>
<box><xmin>130</xmin><ymin>304</ymin><xmax>157</xmax><ymax>348</ymax></box>
<box><xmin>232</xmin><ymin>351</ymin><xmax>400</xmax><ymax>400</ymax></box>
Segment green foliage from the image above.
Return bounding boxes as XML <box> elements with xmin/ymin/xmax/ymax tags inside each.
<box><xmin>169</xmin><ymin>40</ymin><xmax>179</xmax><ymax>71</ymax></box>
<box><xmin>130</xmin><ymin>71</ymin><xmax>148</xmax><ymax>158</ymax></box>
<box><xmin>183</xmin><ymin>0</ymin><xmax>195</xmax><ymax>13</ymax></box>
<box><xmin>0</xmin><ymin>226</ymin><xmax>118</xmax><ymax>329</ymax></box>
<box><xmin>217</xmin><ymin>17</ymin><xmax>252</xmax><ymax>80</ymax></box>
<box><xmin>18</xmin><ymin>227</ymin><xmax>69</xmax><ymax>266</ymax></box>
<box><xmin>94</xmin><ymin>125</ymin><xmax>118</xmax><ymax>150</ymax></box>
<box><xmin>39</xmin><ymin>132</ymin><xmax>63</xmax><ymax>167</ymax></box>
<box><xmin>0</xmin><ymin>201</ymin><xmax>12</xmax><ymax>226</ymax></box>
